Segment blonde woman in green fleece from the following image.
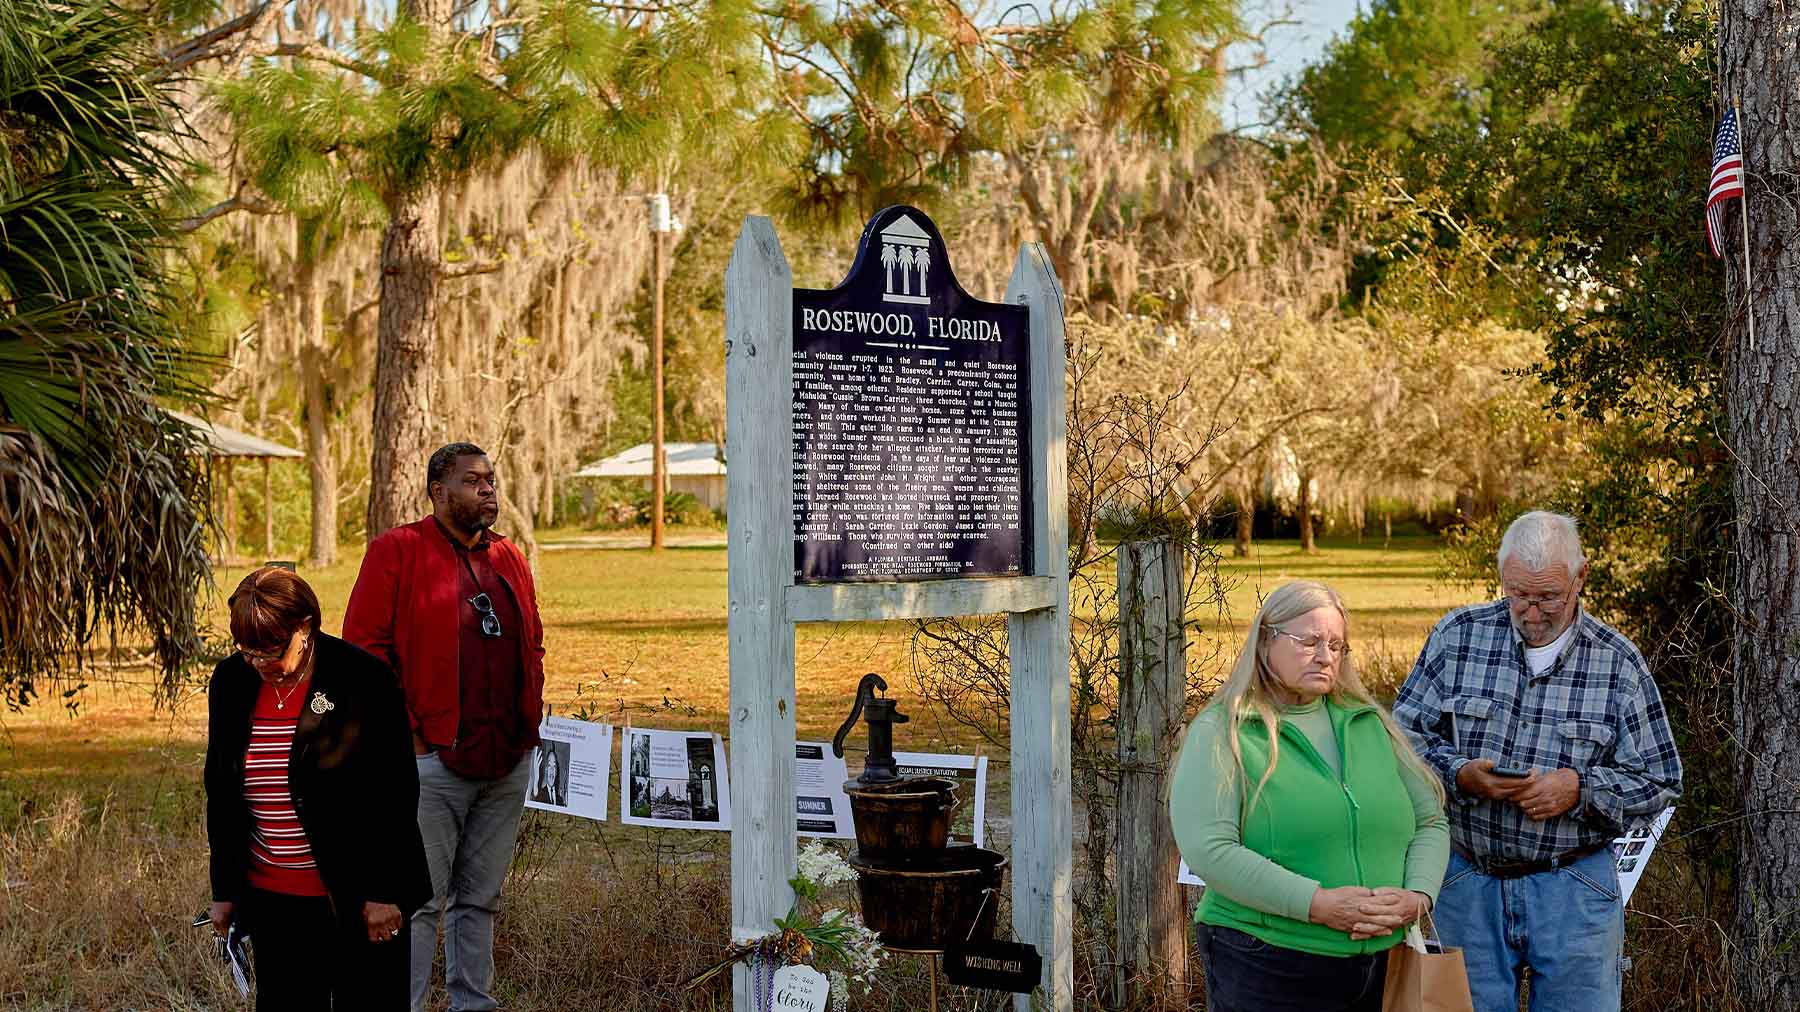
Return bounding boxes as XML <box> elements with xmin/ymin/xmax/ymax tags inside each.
<box><xmin>1169</xmin><ymin>581</ymin><xmax>1449</xmax><ymax>1012</ymax></box>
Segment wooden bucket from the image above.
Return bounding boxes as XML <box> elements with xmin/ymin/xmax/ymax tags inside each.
<box><xmin>845</xmin><ymin>776</ymin><xmax>958</xmax><ymax>861</ymax></box>
<box><xmin>849</xmin><ymin>846</ymin><xmax>1005</xmax><ymax>951</ymax></box>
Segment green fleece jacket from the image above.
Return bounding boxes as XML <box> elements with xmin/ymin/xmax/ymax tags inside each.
<box><xmin>1168</xmin><ymin>697</ymin><xmax>1449</xmax><ymax>957</ymax></box>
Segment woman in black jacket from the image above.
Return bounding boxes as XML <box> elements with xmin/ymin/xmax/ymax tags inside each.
<box><xmin>205</xmin><ymin>566</ymin><xmax>431</xmax><ymax>1011</ymax></box>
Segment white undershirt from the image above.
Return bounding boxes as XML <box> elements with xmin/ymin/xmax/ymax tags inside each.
<box><xmin>1523</xmin><ymin>621</ymin><xmax>1576</xmax><ymax>677</ymax></box>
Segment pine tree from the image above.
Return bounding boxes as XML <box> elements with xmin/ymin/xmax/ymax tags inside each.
<box><xmin>1719</xmin><ymin>0</ymin><xmax>1800</xmax><ymax>1002</ymax></box>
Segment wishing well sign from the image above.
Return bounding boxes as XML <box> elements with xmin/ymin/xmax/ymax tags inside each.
<box><xmin>793</xmin><ymin>207</ymin><xmax>1032</xmax><ymax>583</ymax></box>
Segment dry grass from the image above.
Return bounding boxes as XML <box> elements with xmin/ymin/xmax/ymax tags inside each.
<box><xmin>6</xmin><ymin>534</ymin><xmax>1730</xmax><ymax>1009</ymax></box>
<box><xmin>0</xmin><ymin>794</ymin><xmax>233</xmax><ymax>1011</ymax></box>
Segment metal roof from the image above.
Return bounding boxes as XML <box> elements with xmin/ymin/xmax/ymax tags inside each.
<box><xmin>168</xmin><ymin>410</ymin><xmax>305</xmax><ymax>459</ymax></box>
<box><xmin>574</xmin><ymin>442</ymin><xmax>725</xmax><ymax>478</ymax></box>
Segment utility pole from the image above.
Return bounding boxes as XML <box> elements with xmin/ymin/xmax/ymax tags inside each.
<box><xmin>651</xmin><ymin>194</ymin><xmax>668</xmax><ymax>551</ymax></box>
<box><xmin>648</xmin><ymin>193</ymin><xmax>683</xmax><ymax>550</ymax></box>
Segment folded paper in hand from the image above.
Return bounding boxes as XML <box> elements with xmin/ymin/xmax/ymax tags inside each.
<box><xmin>219</xmin><ymin>923</ymin><xmax>251</xmax><ymax>998</ymax></box>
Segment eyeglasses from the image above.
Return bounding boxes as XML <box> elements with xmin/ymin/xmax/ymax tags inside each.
<box><xmin>1506</xmin><ymin>588</ymin><xmax>1571</xmax><ymax>615</ymax></box>
<box><xmin>1270</xmin><ymin>629</ymin><xmax>1351</xmax><ymax>659</ymax></box>
<box><xmin>468</xmin><ymin>592</ymin><xmax>503</xmax><ymax>638</ymax></box>
<box><xmin>237</xmin><ymin>643</ymin><xmax>287</xmax><ymax>666</ymax></box>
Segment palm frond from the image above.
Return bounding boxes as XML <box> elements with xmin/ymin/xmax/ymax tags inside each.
<box><xmin>0</xmin><ymin>0</ymin><xmax>213</xmax><ymax>708</ymax></box>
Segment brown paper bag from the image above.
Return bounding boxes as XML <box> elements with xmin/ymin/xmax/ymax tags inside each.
<box><xmin>1382</xmin><ymin>920</ymin><xmax>1475</xmax><ymax>1012</ymax></box>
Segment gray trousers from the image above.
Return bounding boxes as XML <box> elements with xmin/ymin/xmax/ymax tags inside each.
<box><xmin>410</xmin><ymin>752</ymin><xmax>529</xmax><ymax>1012</ymax></box>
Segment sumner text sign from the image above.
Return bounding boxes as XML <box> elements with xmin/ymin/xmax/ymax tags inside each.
<box><xmin>792</xmin><ymin>206</ymin><xmax>1032</xmax><ymax>582</ymax></box>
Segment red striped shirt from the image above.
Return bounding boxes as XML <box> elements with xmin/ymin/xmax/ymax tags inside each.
<box><xmin>243</xmin><ymin>676</ymin><xmax>327</xmax><ymax>896</ymax></box>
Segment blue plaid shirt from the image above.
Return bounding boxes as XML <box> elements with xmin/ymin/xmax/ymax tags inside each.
<box><xmin>1393</xmin><ymin>600</ymin><xmax>1682</xmax><ymax>864</ymax></box>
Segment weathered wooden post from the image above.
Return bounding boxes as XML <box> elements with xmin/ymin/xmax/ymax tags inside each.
<box><xmin>262</xmin><ymin>457</ymin><xmax>275</xmax><ymax>559</ymax></box>
<box><xmin>724</xmin><ymin>207</ymin><xmax>1072</xmax><ymax>1012</ymax></box>
<box><xmin>1003</xmin><ymin>244</ymin><xmax>1072</xmax><ymax>1012</ymax></box>
<box><xmin>724</xmin><ymin>217</ymin><xmax>797</xmax><ymax>1010</ymax></box>
<box><xmin>222</xmin><ymin>457</ymin><xmax>238</xmax><ymax>565</ymax></box>
<box><xmin>1114</xmin><ymin>538</ymin><xmax>1188</xmax><ymax>1008</ymax></box>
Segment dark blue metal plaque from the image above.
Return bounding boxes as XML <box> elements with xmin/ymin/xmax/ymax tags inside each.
<box><xmin>793</xmin><ymin>206</ymin><xmax>1032</xmax><ymax>583</ymax></box>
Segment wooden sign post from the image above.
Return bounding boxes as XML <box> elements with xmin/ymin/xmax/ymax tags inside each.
<box><xmin>724</xmin><ymin>209</ymin><xmax>1070</xmax><ymax>1012</ymax></box>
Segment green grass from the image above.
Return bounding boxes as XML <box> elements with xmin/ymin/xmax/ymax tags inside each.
<box><xmin>6</xmin><ymin>533</ymin><xmax>1727</xmax><ymax>1011</ymax></box>
<box><xmin>1212</xmin><ymin>537</ymin><xmax>1470</xmax><ymax>691</ymax></box>
<box><xmin>2</xmin><ymin>534</ymin><xmax>1467</xmax><ymax>819</ymax></box>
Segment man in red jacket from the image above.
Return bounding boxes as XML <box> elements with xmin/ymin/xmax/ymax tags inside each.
<box><xmin>344</xmin><ymin>442</ymin><xmax>545</xmax><ymax>1012</ymax></box>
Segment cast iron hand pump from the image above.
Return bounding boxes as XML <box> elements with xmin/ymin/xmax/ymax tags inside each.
<box><xmin>832</xmin><ymin>672</ymin><xmax>909</xmax><ymax>784</ymax></box>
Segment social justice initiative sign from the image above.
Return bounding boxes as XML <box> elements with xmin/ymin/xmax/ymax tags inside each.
<box><xmin>792</xmin><ymin>206</ymin><xmax>1032</xmax><ymax>582</ymax></box>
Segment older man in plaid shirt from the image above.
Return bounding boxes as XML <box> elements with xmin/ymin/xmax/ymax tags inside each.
<box><xmin>1394</xmin><ymin>510</ymin><xmax>1681</xmax><ymax>1012</ymax></box>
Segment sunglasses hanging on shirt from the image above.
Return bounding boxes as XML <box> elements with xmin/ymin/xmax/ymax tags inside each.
<box><xmin>468</xmin><ymin>592</ymin><xmax>503</xmax><ymax>638</ymax></box>
<box><xmin>458</xmin><ymin>551</ymin><xmax>504</xmax><ymax>639</ymax></box>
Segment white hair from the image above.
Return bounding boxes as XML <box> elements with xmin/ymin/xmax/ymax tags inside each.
<box><xmin>1497</xmin><ymin>510</ymin><xmax>1586</xmax><ymax>575</ymax></box>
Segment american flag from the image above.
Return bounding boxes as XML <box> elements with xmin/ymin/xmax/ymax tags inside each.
<box><xmin>1707</xmin><ymin>109</ymin><xmax>1745</xmax><ymax>257</ymax></box>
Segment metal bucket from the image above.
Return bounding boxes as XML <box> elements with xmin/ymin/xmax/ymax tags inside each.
<box><xmin>849</xmin><ymin>846</ymin><xmax>1005</xmax><ymax>951</ymax></box>
<box><xmin>845</xmin><ymin>776</ymin><xmax>958</xmax><ymax>861</ymax></box>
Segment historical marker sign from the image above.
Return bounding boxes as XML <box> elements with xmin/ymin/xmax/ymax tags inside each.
<box><xmin>792</xmin><ymin>206</ymin><xmax>1032</xmax><ymax>583</ymax></box>
<box><xmin>728</xmin><ymin>212</ymin><xmax>1072</xmax><ymax>1012</ymax></box>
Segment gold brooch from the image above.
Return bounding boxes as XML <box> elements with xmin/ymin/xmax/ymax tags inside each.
<box><xmin>309</xmin><ymin>692</ymin><xmax>335</xmax><ymax>715</ymax></box>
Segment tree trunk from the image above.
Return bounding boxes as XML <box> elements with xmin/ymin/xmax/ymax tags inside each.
<box><xmin>538</xmin><ymin>402</ymin><xmax>558</xmax><ymax>527</ymax></box>
<box><xmin>297</xmin><ymin>249</ymin><xmax>337</xmax><ymax>566</ymax></box>
<box><xmin>1114</xmin><ymin>539</ymin><xmax>1190</xmax><ymax>1009</ymax></box>
<box><xmin>1233</xmin><ymin>481</ymin><xmax>1254</xmax><ymax>557</ymax></box>
<box><xmin>365</xmin><ymin>0</ymin><xmax>451</xmax><ymax>539</ymax></box>
<box><xmin>1297</xmin><ymin>466</ymin><xmax>1316</xmax><ymax>553</ymax></box>
<box><xmin>365</xmin><ymin>187</ymin><xmax>441</xmax><ymax>538</ymax></box>
<box><xmin>1722</xmin><ymin>5</ymin><xmax>1800</xmax><ymax>1003</ymax></box>
<box><xmin>501</xmin><ymin>486</ymin><xmax>537</xmax><ymax>573</ymax></box>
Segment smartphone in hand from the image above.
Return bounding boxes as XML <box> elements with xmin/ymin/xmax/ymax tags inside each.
<box><xmin>1491</xmin><ymin>764</ymin><xmax>1533</xmax><ymax>778</ymax></box>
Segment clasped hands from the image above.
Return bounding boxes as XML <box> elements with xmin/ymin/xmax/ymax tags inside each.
<box><xmin>1310</xmin><ymin>885</ymin><xmax>1429</xmax><ymax>941</ymax></box>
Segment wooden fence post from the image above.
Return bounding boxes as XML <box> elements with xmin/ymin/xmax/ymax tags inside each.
<box><xmin>1114</xmin><ymin>538</ymin><xmax>1189</xmax><ymax>1007</ymax></box>
<box><xmin>222</xmin><ymin>457</ymin><xmax>237</xmax><ymax>565</ymax></box>
<box><xmin>1005</xmin><ymin>242</ymin><xmax>1072</xmax><ymax>1012</ymax></box>
<box><xmin>262</xmin><ymin>457</ymin><xmax>274</xmax><ymax>560</ymax></box>
<box><xmin>724</xmin><ymin>216</ymin><xmax>797</xmax><ymax>1012</ymax></box>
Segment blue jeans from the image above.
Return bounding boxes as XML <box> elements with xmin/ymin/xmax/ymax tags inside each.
<box><xmin>1198</xmin><ymin>924</ymin><xmax>1389</xmax><ymax>1012</ymax></box>
<box><xmin>1434</xmin><ymin>847</ymin><xmax>1624</xmax><ymax>1012</ymax></box>
<box><xmin>411</xmin><ymin>752</ymin><xmax>530</xmax><ymax>1012</ymax></box>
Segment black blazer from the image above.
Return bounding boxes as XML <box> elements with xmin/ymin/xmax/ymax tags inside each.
<box><xmin>205</xmin><ymin>633</ymin><xmax>432</xmax><ymax>927</ymax></box>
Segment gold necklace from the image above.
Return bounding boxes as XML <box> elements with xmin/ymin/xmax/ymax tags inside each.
<box><xmin>270</xmin><ymin>677</ymin><xmax>300</xmax><ymax>710</ymax></box>
<box><xmin>262</xmin><ymin>637</ymin><xmax>314</xmax><ymax>710</ymax></box>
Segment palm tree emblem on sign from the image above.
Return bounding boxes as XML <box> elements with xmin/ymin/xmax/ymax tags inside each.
<box><xmin>879</xmin><ymin>214</ymin><xmax>932</xmax><ymax>305</ymax></box>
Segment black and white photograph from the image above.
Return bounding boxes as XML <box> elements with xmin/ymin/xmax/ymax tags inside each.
<box><xmin>1611</xmin><ymin>805</ymin><xmax>1675</xmax><ymax>905</ymax></box>
<box><xmin>621</xmin><ymin>728</ymin><xmax>731</xmax><ymax>830</ymax></box>
<box><xmin>524</xmin><ymin>717</ymin><xmax>613</xmax><ymax>822</ymax></box>
<box><xmin>529</xmin><ymin>740</ymin><xmax>570</xmax><ymax>807</ymax></box>
<box><xmin>648</xmin><ymin>778</ymin><xmax>692</xmax><ymax>820</ymax></box>
<box><xmin>630</xmin><ymin>730</ymin><xmax>651</xmax><ymax>816</ymax></box>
